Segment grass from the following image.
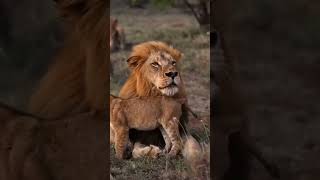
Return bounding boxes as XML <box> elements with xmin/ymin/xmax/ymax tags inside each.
<box><xmin>110</xmin><ymin>6</ymin><xmax>210</xmax><ymax>180</ymax></box>
<box><xmin>110</xmin><ymin>147</ymin><xmax>188</xmax><ymax>180</ymax></box>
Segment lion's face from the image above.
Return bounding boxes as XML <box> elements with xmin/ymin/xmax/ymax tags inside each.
<box><xmin>140</xmin><ymin>51</ymin><xmax>181</xmax><ymax>96</ymax></box>
<box><xmin>123</xmin><ymin>41</ymin><xmax>183</xmax><ymax>98</ymax></box>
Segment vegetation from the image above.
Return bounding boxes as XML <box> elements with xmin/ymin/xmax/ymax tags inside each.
<box><xmin>110</xmin><ymin>4</ymin><xmax>210</xmax><ymax>179</ymax></box>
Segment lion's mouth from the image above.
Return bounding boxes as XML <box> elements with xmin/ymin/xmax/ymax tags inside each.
<box><xmin>158</xmin><ymin>82</ymin><xmax>179</xmax><ymax>96</ymax></box>
<box><xmin>158</xmin><ymin>82</ymin><xmax>177</xmax><ymax>90</ymax></box>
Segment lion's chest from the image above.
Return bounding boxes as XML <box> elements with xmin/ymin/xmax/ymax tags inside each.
<box><xmin>128</xmin><ymin>118</ymin><xmax>160</xmax><ymax>131</ymax></box>
<box><xmin>125</xmin><ymin>104</ymin><xmax>162</xmax><ymax>131</ymax></box>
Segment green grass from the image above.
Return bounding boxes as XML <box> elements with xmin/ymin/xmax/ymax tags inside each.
<box><xmin>110</xmin><ymin>146</ymin><xmax>188</xmax><ymax>180</ymax></box>
<box><xmin>110</xmin><ymin>7</ymin><xmax>210</xmax><ymax>180</ymax></box>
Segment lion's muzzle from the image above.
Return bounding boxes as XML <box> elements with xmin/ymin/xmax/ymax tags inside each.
<box><xmin>158</xmin><ymin>75</ymin><xmax>180</xmax><ymax>96</ymax></box>
<box><xmin>165</xmin><ymin>71</ymin><xmax>178</xmax><ymax>79</ymax></box>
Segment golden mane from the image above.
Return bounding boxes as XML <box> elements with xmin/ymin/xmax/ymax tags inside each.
<box><xmin>119</xmin><ymin>41</ymin><xmax>186</xmax><ymax>98</ymax></box>
<box><xmin>128</xmin><ymin>41</ymin><xmax>182</xmax><ymax>68</ymax></box>
<box><xmin>28</xmin><ymin>0</ymin><xmax>108</xmax><ymax>119</ymax></box>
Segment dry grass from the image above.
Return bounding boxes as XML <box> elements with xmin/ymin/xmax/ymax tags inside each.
<box><xmin>110</xmin><ymin>6</ymin><xmax>210</xmax><ymax>180</ymax></box>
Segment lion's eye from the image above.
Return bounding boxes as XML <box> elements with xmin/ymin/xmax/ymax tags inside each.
<box><xmin>172</xmin><ymin>61</ymin><xmax>176</xmax><ymax>66</ymax></box>
<box><xmin>151</xmin><ymin>62</ymin><xmax>160</xmax><ymax>68</ymax></box>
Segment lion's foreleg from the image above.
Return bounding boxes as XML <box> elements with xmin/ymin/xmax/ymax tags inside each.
<box><xmin>159</xmin><ymin>127</ymin><xmax>172</xmax><ymax>153</ymax></box>
<box><xmin>114</xmin><ymin>127</ymin><xmax>129</xmax><ymax>159</ymax></box>
<box><xmin>110</xmin><ymin>124</ymin><xmax>115</xmax><ymax>144</ymax></box>
<box><xmin>162</xmin><ymin>117</ymin><xmax>182</xmax><ymax>157</ymax></box>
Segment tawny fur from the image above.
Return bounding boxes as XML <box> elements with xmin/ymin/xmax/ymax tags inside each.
<box><xmin>0</xmin><ymin>103</ymin><xmax>51</xmax><ymax>180</ymax></box>
<box><xmin>110</xmin><ymin>95</ymin><xmax>184</xmax><ymax>159</ymax></box>
<box><xmin>119</xmin><ymin>41</ymin><xmax>185</xmax><ymax>98</ymax></box>
<box><xmin>132</xmin><ymin>143</ymin><xmax>162</xmax><ymax>159</ymax></box>
<box><xmin>1</xmin><ymin>1</ymin><xmax>109</xmax><ymax>180</ymax></box>
<box><xmin>118</xmin><ymin>41</ymin><xmax>194</xmax><ymax>159</ymax></box>
<box><xmin>183</xmin><ymin>137</ymin><xmax>210</xmax><ymax>179</ymax></box>
<box><xmin>28</xmin><ymin>0</ymin><xmax>108</xmax><ymax>119</ymax></box>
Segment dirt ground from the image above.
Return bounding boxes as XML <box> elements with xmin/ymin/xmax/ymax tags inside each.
<box><xmin>110</xmin><ymin>5</ymin><xmax>210</xmax><ymax>180</ymax></box>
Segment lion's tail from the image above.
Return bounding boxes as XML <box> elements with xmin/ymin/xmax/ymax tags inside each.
<box><xmin>182</xmin><ymin>135</ymin><xmax>210</xmax><ymax>178</ymax></box>
<box><xmin>182</xmin><ymin>136</ymin><xmax>202</xmax><ymax>161</ymax></box>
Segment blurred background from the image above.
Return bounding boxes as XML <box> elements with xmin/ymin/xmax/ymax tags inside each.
<box><xmin>0</xmin><ymin>0</ymin><xmax>62</xmax><ymax>109</ymax></box>
<box><xmin>110</xmin><ymin>0</ymin><xmax>210</xmax><ymax>179</ymax></box>
<box><xmin>220</xmin><ymin>0</ymin><xmax>320</xmax><ymax>179</ymax></box>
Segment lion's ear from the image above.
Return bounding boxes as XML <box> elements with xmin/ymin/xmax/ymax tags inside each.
<box><xmin>127</xmin><ymin>56</ymin><xmax>142</xmax><ymax>69</ymax></box>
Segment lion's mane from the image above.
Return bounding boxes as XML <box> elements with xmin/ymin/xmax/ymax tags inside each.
<box><xmin>28</xmin><ymin>0</ymin><xmax>108</xmax><ymax>119</ymax></box>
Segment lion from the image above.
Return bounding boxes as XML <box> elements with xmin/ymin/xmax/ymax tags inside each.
<box><xmin>110</xmin><ymin>94</ymin><xmax>186</xmax><ymax>159</ymax></box>
<box><xmin>28</xmin><ymin>0</ymin><xmax>108</xmax><ymax>119</ymax></box>
<box><xmin>119</xmin><ymin>41</ymin><xmax>185</xmax><ymax>98</ymax></box>
<box><xmin>110</xmin><ymin>17</ymin><xmax>126</xmax><ymax>51</ymax></box>
<box><xmin>0</xmin><ymin>103</ymin><xmax>52</xmax><ymax>180</ymax></box>
<box><xmin>4</xmin><ymin>0</ymin><xmax>110</xmax><ymax>180</ymax></box>
<box><xmin>116</xmin><ymin>41</ymin><xmax>200</xmax><ymax>159</ymax></box>
<box><xmin>1</xmin><ymin>0</ymin><xmax>109</xmax><ymax>179</ymax></box>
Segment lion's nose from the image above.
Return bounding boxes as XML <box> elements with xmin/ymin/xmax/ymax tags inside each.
<box><xmin>165</xmin><ymin>71</ymin><xmax>178</xmax><ymax>78</ymax></box>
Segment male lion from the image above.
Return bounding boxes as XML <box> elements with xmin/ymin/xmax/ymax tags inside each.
<box><xmin>24</xmin><ymin>0</ymin><xmax>108</xmax><ymax>179</ymax></box>
<box><xmin>117</xmin><ymin>41</ymin><xmax>195</xmax><ymax>157</ymax></box>
<box><xmin>28</xmin><ymin>0</ymin><xmax>108</xmax><ymax>119</ymax></box>
<box><xmin>1</xmin><ymin>0</ymin><xmax>109</xmax><ymax>179</ymax></box>
<box><xmin>110</xmin><ymin>95</ymin><xmax>186</xmax><ymax>159</ymax></box>
<box><xmin>110</xmin><ymin>17</ymin><xmax>126</xmax><ymax>51</ymax></box>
